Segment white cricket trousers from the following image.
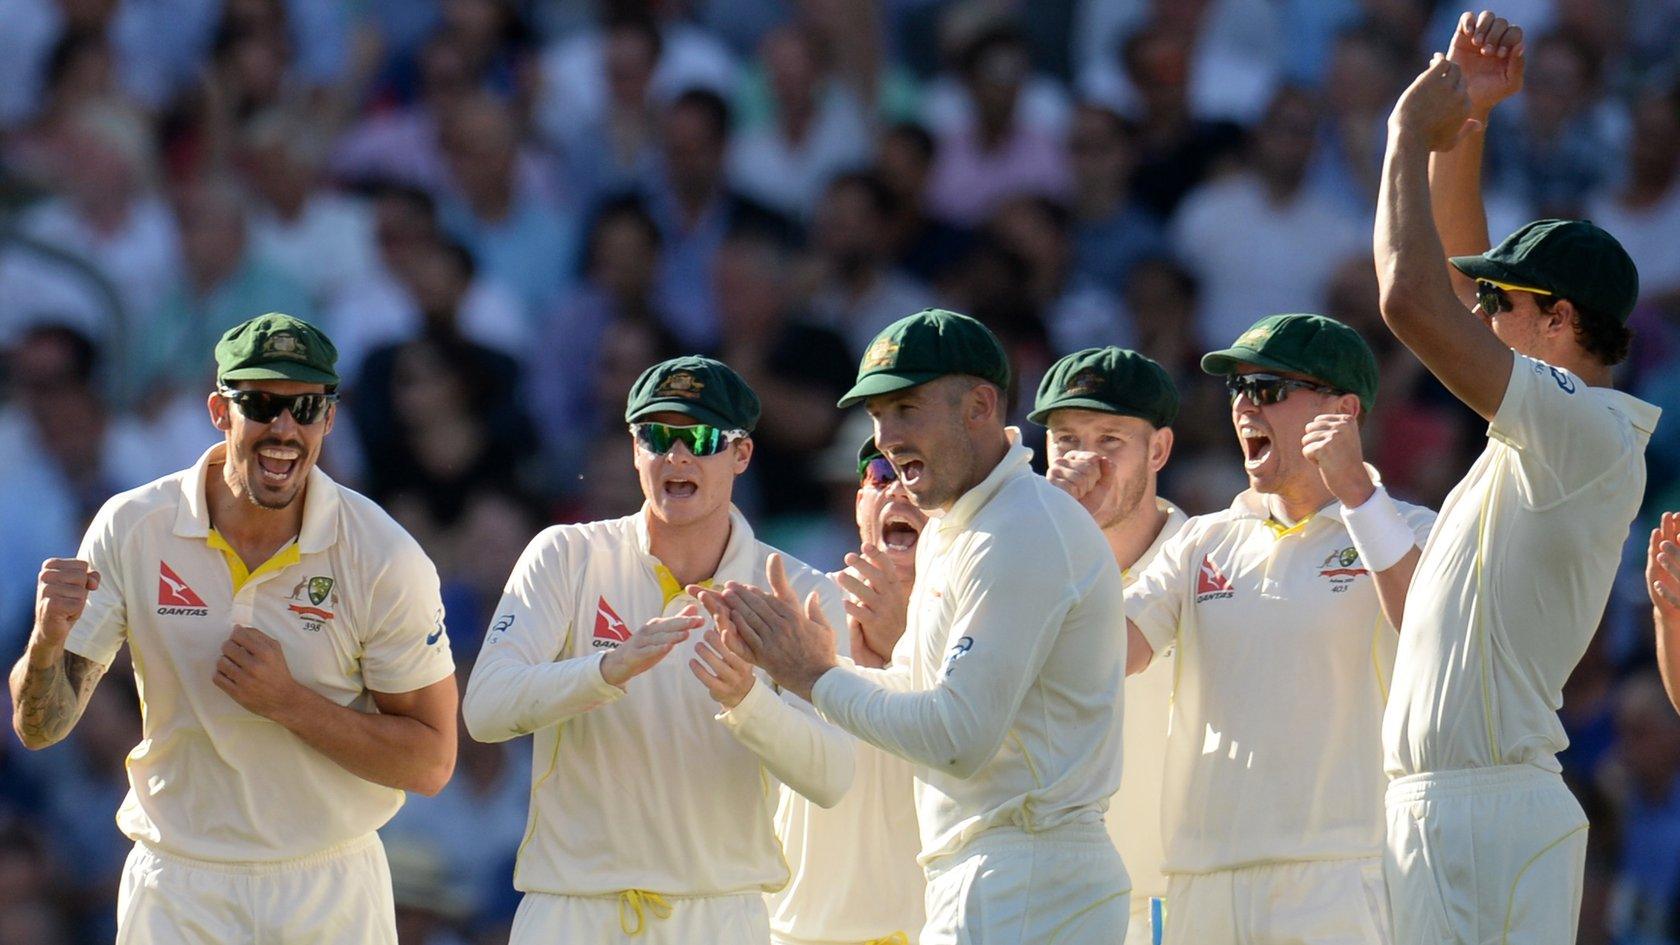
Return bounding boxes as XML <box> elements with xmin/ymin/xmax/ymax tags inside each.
<box><xmin>510</xmin><ymin>889</ymin><xmax>770</xmax><ymax>944</ymax></box>
<box><xmin>1384</xmin><ymin>764</ymin><xmax>1588</xmax><ymax>945</ymax></box>
<box><xmin>919</xmin><ymin>822</ymin><xmax>1130</xmax><ymax>945</ymax></box>
<box><xmin>115</xmin><ymin>833</ymin><xmax>395</xmax><ymax>945</ymax></box>
<box><xmin>1161</xmin><ymin>858</ymin><xmax>1391</xmax><ymax>945</ymax></box>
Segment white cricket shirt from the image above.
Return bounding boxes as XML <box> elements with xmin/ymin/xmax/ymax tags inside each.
<box><xmin>768</xmin><ymin>573</ymin><xmax>926</xmax><ymax>945</ymax></box>
<box><xmin>1385</xmin><ymin>354</ymin><xmax>1661</xmax><ymax>777</ymax></box>
<box><xmin>1109</xmin><ymin>498</ymin><xmax>1189</xmax><ymax>905</ymax></box>
<box><xmin>1126</xmin><ymin>480</ymin><xmax>1434</xmax><ymax>873</ymax></box>
<box><xmin>461</xmin><ymin>507</ymin><xmax>854</xmax><ymax>897</ymax></box>
<box><xmin>812</xmin><ymin>431</ymin><xmax>1129</xmax><ymax>868</ymax></box>
<box><xmin>64</xmin><ymin>445</ymin><xmax>455</xmax><ymax>863</ymax></box>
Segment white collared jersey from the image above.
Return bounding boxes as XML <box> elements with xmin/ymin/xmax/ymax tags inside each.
<box><xmin>461</xmin><ymin>507</ymin><xmax>854</xmax><ymax>898</ymax></box>
<box><xmin>768</xmin><ymin>575</ymin><xmax>926</xmax><ymax>945</ymax></box>
<box><xmin>63</xmin><ymin>445</ymin><xmax>455</xmax><ymax>863</ymax></box>
<box><xmin>813</xmin><ymin>433</ymin><xmax>1129</xmax><ymax>868</ymax></box>
<box><xmin>1126</xmin><ymin>486</ymin><xmax>1434</xmax><ymax>874</ymax></box>
<box><xmin>1386</xmin><ymin>355</ymin><xmax>1661</xmax><ymax>777</ymax></box>
<box><xmin>1109</xmin><ymin>498</ymin><xmax>1190</xmax><ymax>905</ymax></box>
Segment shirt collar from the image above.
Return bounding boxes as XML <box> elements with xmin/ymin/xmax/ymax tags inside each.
<box><xmin>634</xmin><ymin>504</ymin><xmax>759</xmax><ymax>587</ymax></box>
<box><xmin>1595</xmin><ymin>388</ymin><xmax>1662</xmax><ymax>445</ymax></box>
<box><xmin>1226</xmin><ymin>463</ymin><xmax>1387</xmax><ymax>530</ymax></box>
<box><xmin>174</xmin><ymin>444</ymin><xmax>341</xmax><ymax>554</ymax></box>
<box><xmin>936</xmin><ymin>427</ymin><xmax>1034</xmax><ymax>534</ymax></box>
<box><xmin>1129</xmin><ymin>498</ymin><xmax>1189</xmax><ymax>579</ymax></box>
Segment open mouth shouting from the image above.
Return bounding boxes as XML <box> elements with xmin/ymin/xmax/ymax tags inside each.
<box><xmin>662</xmin><ymin>475</ymin><xmax>699</xmax><ymax>499</ymax></box>
<box><xmin>880</xmin><ymin>510</ymin><xmax>923</xmax><ymax>553</ymax></box>
<box><xmin>892</xmin><ymin>456</ymin><xmax>926</xmax><ymax>489</ymax></box>
<box><xmin>1239</xmin><ymin>427</ymin><xmax>1273</xmax><ymax>472</ymax></box>
<box><xmin>255</xmin><ymin>442</ymin><xmax>303</xmax><ymax>484</ymax></box>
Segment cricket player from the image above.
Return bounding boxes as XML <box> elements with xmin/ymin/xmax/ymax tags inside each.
<box><xmin>1375</xmin><ymin>11</ymin><xmax>1663</xmax><ymax>941</ymax></box>
<box><xmin>1123</xmin><ymin>314</ymin><xmax>1435</xmax><ymax>945</ymax></box>
<box><xmin>461</xmin><ymin>355</ymin><xmax>855</xmax><ymax>945</ymax></box>
<box><xmin>1651</xmin><ymin>512</ymin><xmax>1680</xmax><ymax>716</ymax></box>
<box><xmin>7</xmin><ymin>313</ymin><xmax>459</xmax><ymax>944</ymax></box>
<box><xmin>1031</xmin><ymin>347</ymin><xmax>1186</xmax><ymax>945</ymax></box>
<box><xmin>768</xmin><ymin>437</ymin><xmax>926</xmax><ymax>945</ymax></box>
<box><xmin>702</xmin><ymin>309</ymin><xmax>1132</xmax><ymax>945</ymax></box>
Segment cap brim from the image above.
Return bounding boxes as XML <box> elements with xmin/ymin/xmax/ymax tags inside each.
<box><xmin>1199</xmin><ymin>346</ymin><xmax>1311</xmax><ymax>378</ymax></box>
<box><xmin>1027</xmin><ymin>397</ymin><xmax>1158</xmax><ymax>426</ymax></box>
<box><xmin>625</xmin><ymin>399</ymin><xmax>743</xmax><ymax>430</ymax></box>
<box><xmin>836</xmin><ymin>370</ymin><xmax>947</xmax><ymax>409</ymax></box>
<box><xmin>1447</xmin><ymin>254</ymin><xmax>1543</xmax><ymax>290</ymax></box>
<box><xmin>219</xmin><ymin>364</ymin><xmax>340</xmax><ymax>385</ymax></box>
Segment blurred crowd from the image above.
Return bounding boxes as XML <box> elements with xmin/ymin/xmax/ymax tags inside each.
<box><xmin>1</xmin><ymin>0</ymin><xmax>1679</xmax><ymax>942</ymax></box>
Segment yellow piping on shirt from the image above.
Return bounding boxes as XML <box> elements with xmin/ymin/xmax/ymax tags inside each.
<box><xmin>1501</xmin><ymin>823</ymin><xmax>1587</xmax><ymax>943</ymax></box>
<box><xmin>618</xmin><ymin>889</ymin><xmax>673</xmax><ymax>935</ymax></box>
<box><xmin>513</xmin><ymin>619</ymin><xmax>574</xmax><ymax>882</ymax></box>
<box><xmin>1371</xmin><ymin>613</ymin><xmax>1391</xmax><ymax>704</ymax></box>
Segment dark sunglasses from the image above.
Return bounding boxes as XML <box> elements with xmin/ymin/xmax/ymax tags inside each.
<box><xmin>1226</xmin><ymin>373</ymin><xmax>1340</xmax><ymax>407</ymax></box>
<box><xmin>218</xmin><ymin>387</ymin><xmax>338</xmax><ymax>425</ymax></box>
<box><xmin>631</xmin><ymin>422</ymin><xmax>745</xmax><ymax>457</ymax></box>
<box><xmin>859</xmin><ymin>456</ymin><xmax>898</xmax><ymax>488</ymax></box>
<box><xmin>1475</xmin><ymin>279</ymin><xmax>1554</xmax><ymax>316</ymax></box>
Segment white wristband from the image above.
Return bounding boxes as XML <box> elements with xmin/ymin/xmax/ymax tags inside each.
<box><xmin>1339</xmin><ymin>486</ymin><xmax>1416</xmax><ymax>573</ymax></box>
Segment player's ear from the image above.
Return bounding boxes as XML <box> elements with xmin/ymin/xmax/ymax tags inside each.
<box><xmin>1149</xmin><ymin>426</ymin><xmax>1174</xmax><ymax>473</ymax></box>
<box><xmin>732</xmin><ymin>435</ymin><xmax>753</xmax><ymax>474</ymax></box>
<box><xmin>209</xmin><ymin>390</ymin><xmax>231</xmax><ymax>432</ymax></box>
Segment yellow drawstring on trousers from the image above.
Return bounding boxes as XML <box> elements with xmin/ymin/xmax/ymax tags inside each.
<box><xmin>617</xmin><ymin>889</ymin><xmax>673</xmax><ymax>935</ymax></box>
<box><xmin>863</xmin><ymin>933</ymin><xmax>911</xmax><ymax>945</ymax></box>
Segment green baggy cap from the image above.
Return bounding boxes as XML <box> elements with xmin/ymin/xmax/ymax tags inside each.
<box><xmin>857</xmin><ymin>436</ymin><xmax>884</xmax><ymax>480</ymax></box>
<box><xmin>837</xmin><ymin>309</ymin><xmax>1011</xmax><ymax>408</ymax></box>
<box><xmin>1200</xmin><ymin>313</ymin><xmax>1378</xmax><ymax>415</ymax></box>
<box><xmin>215</xmin><ymin>313</ymin><xmax>340</xmax><ymax>386</ymax></box>
<box><xmin>1029</xmin><ymin>346</ymin><xmax>1179</xmax><ymax>427</ymax></box>
<box><xmin>1449</xmin><ymin>218</ymin><xmax>1639</xmax><ymax>324</ymax></box>
<box><xmin>625</xmin><ymin>355</ymin><xmax>761</xmax><ymax>432</ymax></box>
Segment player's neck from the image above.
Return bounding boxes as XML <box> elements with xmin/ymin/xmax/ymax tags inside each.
<box><xmin>645</xmin><ymin>506</ymin><xmax>733</xmax><ymax>589</ymax></box>
<box><xmin>205</xmin><ymin>463</ymin><xmax>306</xmax><ymax>568</ymax></box>
<box><xmin>1105</xmin><ymin>495</ymin><xmax>1169</xmax><ymax>574</ymax></box>
<box><xmin>1267</xmin><ymin>477</ymin><xmax>1335</xmax><ymax>526</ymax></box>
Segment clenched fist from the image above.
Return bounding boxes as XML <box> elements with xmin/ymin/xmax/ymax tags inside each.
<box><xmin>1302</xmin><ymin>414</ymin><xmax>1375</xmax><ymax>508</ymax></box>
<box><xmin>34</xmin><ymin>558</ymin><xmax>100</xmax><ymax>647</ymax></box>
<box><xmin>1047</xmin><ymin>451</ymin><xmax>1117</xmax><ymax>519</ymax></box>
<box><xmin>1391</xmin><ymin>54</ymin><xmax>1479</xmax><ymax>152</ymax></box>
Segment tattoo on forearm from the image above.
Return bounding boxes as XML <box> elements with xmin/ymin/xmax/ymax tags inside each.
<box><xmin>15</xmin><ymin>652</ymin><xmax>105</xmax><ymax>745</ymax></box>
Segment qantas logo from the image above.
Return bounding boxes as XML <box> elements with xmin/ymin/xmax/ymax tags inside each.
<box><xmin>1194</xmin><ymin>556</ymin><xmax>1235</xmax><ymax>602</ymax></box>
<box><xmin>592</xmin><ymin>597</ymin><xmax>631</xmax><ymax>648</ymax></box>
<box><xmin>157</xmin><ymin>562</ymin><xmax>210</xmax><ymax>615</ymax></box>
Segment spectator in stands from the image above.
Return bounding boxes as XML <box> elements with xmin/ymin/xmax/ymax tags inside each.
<box><xmin>1170</xmin><ymin>84</ymin><xmax>1367</xmax><ymax>346</ymax></box>
<box><xmin>242</xmin><ymin>108</ymin><xmax>379</xmax><ymax>309</ymax></box>
<box><xmin>1066</xmin><ymin>102</ymin><xmax>1164</xmax><ymax>298</ymax></box>
<box><xmin>1307</xmin><ymin>24</ymin><xmax>1410</xmax><ymax>215</ymax></box>
<box><xmin>1604</xmin><ymin>674</ymin><xmax>1680</xmax><ymax>941</ymax></box>
<box><xmin>547</xmin><ymin>13</ymin><xmax>664</xmax><ymax>203</ymax></box>
<box><xmin>925</xmin><ymin>24</ymin><xmax>1072</xmax><ymax>227</ymax></box>
<box><xmin>330</xmin><ymin>33</ymin><xmax>481</xmax><ymax>192</ymax></box>
<box><xmin>801</xmin><ymin>171</ymin><xmax>936</xmax><ymax>356</ymax></box>
<box><xmin>438</xmin><ymin>92</ymin><xmax>575</xmax><ymax>320</ymax></box>
<box><xmin>324</xmin><ymin>186</ymin><xmax>524</xmax><ymax>380</ymax></box>
<box><xmin>875</xmin><ymin>122</ymin><xmax>972</xmax><ymax>285</ymax></box>
<box><xmin>141</xmin><ymin>176</ymin><xmax>312</xmax><ymax>401</ymax></box>
<box><xmin>713</xmin><ymin>225</ymin><xmax>852</xmax><ymax>517</ymax></box>
<box><xmin>638</xmin><ymin>87</ymin><xmax>793</xmax><ymax>350</ymax></box>
<box><xmin>727</xmin><ymin>23</ymin><xmax>872</xmax><ymax>220</ymax></box>
<box><xmin>987</xmin><ymin>194</ymin><xmax>1127</xmax><ymax>354</ymax></box>
<box><xmin>1585</xmin><ymin>83</ymin><xmax>1680</xmax><ymax>316</ymax></box>
<box><xmin>528</xmin><ymin>197</ymin><xmax>674</xmax><ymax>484</ymax></box>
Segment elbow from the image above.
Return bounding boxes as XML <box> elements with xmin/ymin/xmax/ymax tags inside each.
<box><xmin>942</xmin><ymin>738</ymin><xmax>997</xmax><ymax>780</ymax></box>
<box><xmin>1377</xmin><ymin>284</ymin><xmax>1425</xmax><ymax>331</ymax></box>
<box><xmin>809</xmin><ymin>755</ymin><xmax>855</xmax><ymax>809</ymax></box>
<box><xmin>409</xmin><ymin>756</ymin><xmax>455</xmax><ymax>797</ymax></box>
<box><xmin>12</xmin><ymin>724</ymin><xmax>59</xmax><ymax>752</ymax></box>
<box><xmin>460</xmin><ymin>702</ymin><xmax>515</xmax><ymax>745</ymax></box>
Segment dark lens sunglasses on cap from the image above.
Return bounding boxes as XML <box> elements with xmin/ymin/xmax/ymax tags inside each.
<box><xmin>859</xmin><ymin>456</ymin><xmax>898</xmax><ymax>488</ymax></box>
<box><xmin>1225</xmin><ymin>373</ymin><xmax>1341</xmax><ymax>407</ymax></box>
<box><xmin>631</xmin><ymin>421</ymin><xmax>746</xmax><ymax>457</ymax></box>
<box><xmin>1475</xmin><ymin>279</ymin><xmax>1554</xmax><ymax>316</ymax></box>
<box><xmin>218</xmin><ymin>387</ymin><xmax>338</xmax><ymax>425</ymax></box>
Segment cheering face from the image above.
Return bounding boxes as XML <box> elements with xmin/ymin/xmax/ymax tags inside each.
<box><xmin>1046</xmin><ymin>409</ymin><xmax>1164</xmax><ymax>530</ymax></box>
<box><xmin>865</xmin><ymin>377</ymin><xmax>988</xmax><ymax>513</ymax></box>
<box><xmin>631</xmin><ymin>411</ymin><xmax>752</xmax><ymax>528</ymax></box>
<box><xmin>855</xmin><ymin>458</ymin><xmax>928</xmax><ymax>576</ymax></box>
<box><xmin>208</xmin><ymin>380</ymin><xmax>336</xmax><ymax>511</ymax></box>
<box><xmin>1228</xmin><ymin>366</ymin><xmax>1352</xmax><ymax>497</ymax></box>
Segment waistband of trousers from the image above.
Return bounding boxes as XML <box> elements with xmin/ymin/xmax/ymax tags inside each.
<box><xmin>135</xmin><ymin>832</ymin><xmax>381</xmax><ymax>875</ymax></box>
<box><xmin>1385</xmin><ymin>763</ymin><xmax>1565</xmax><ymax>804</ymax></box>
<box><xmin>924</xmin><ymin>821</ymin><xmax>1115</xmax><ymax>879</ymax></box>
